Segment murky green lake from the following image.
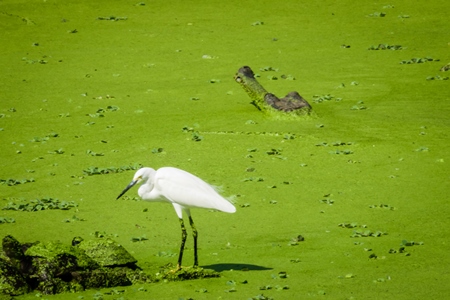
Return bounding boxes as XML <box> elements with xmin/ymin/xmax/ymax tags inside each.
<box><xmin>1</xmin><ymin>0</ymin><xmax>449</xmax><ymax>299</ymax></box>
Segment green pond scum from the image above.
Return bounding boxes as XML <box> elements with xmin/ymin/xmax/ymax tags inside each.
<box><xmin>0</xmin><ymin>0</ymin><xmax>449</xmax><ymax>299</ymax></box>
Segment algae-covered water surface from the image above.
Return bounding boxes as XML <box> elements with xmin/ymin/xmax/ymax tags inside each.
<box><xmin>1</xmin><ymin>0</ymin><xmax>449</xmax><ymax>299</ymax></box>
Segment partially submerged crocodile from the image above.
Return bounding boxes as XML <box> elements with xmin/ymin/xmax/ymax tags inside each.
<box><xmin>440</xmin><ymin>62</ymin><xmax>450</xmax><ymax>72</ymax></box>
<box><xmin>234</xmin><ymin>66</ymin><xmax>312</xmax><ymax>115</ymax></box>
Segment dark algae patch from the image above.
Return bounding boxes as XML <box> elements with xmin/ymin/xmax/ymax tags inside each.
<box><xmin>1</xmin><ymin>0</ymin><xmax>449</xmax><ymax>299</ymax></box>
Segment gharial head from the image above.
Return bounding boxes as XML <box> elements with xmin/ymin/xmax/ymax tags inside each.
<box><xmin>234</xmin><ymin>66</ymin><xmax>256</xmax><ymax>83</ymax></box>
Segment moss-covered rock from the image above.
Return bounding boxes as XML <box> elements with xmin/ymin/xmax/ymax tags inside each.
<box><xmin>0</xmin><ymin>257</ymin><xmax>30</xmax><ymax>296</ymax></box>
<box><xmin>76</xmin><ymin>238</ymin><xmax>137</xmax><ymax>267</ymax></box>
<box><xmin>25</xmin><ymin>241</ymin><xmax>99</xmax><ymax>271</ymax></box>
<box><xmin>0</xmin><ymin>235</ymin><xmax>145</xmax><ymax>296</ymax></box>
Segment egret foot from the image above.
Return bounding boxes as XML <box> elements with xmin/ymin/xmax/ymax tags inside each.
<box><xmin>167</xmin><ymin>264</ymin><xmax>183</xmax><ymax>273</ymax></box>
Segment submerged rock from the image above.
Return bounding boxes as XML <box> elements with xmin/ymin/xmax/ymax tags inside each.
<box><xmin>0</xmin><ymin>257</ymin><xmax>30</xmax><ymax>296</ymax></box>
<box><xmin>0</xmin><ymin>235</ymin><xmax>145</xmax><ymax>296</ymax></box>
<box><xmin>77</xmin><ymin>238</ymin><xmax>137</xmax><ymax>267</ymax></box>
<box><xmin>70</xmin><ymin>267</ymin><xmax>133</xmax><ymax>289</ymax></box>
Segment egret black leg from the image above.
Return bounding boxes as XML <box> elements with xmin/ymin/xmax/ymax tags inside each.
<box><xmin>189</xmin><ymin>216</ymin><xmax>198</xmax><ymax>267</ymax></box>
<box><xmin>177</xmin><ymin>218</ymin><xmax>187</xmax><ymax>270</ymax></box>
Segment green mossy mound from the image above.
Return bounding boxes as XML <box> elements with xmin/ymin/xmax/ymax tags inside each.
<box><xmin>0</xmin><ymin>235</ymin><xmax>148</xmax><ymax>296</ymax></box>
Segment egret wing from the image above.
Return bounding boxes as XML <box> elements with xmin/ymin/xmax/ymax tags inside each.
<box><xmin>155</xmin><ymin>167</ymin><xmax>235</xmax><ymax>213</ymax></box>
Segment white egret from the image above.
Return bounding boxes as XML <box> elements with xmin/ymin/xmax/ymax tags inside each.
<box><xmin>116</xmin><ymin>167</ymin><xmax>236</xmax><ymax>270</ymax></box>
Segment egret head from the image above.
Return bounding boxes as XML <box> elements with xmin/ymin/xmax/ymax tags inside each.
<box><xmin>116</xmin><ymin>168</ymin><xmax>152</xmax><ymax>200</ymax></box>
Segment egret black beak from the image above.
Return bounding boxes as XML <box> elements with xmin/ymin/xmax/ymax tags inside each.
<box><xmin>116</xmin><ymin>180</ymin><xmax>138</xmax><ymax>200</ymax></box>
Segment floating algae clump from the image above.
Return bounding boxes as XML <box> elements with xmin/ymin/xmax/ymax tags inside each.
<box><xmin>157</xmin><ymin>263</ymin><xmax>220</xmax><ymax>281</ymax></box>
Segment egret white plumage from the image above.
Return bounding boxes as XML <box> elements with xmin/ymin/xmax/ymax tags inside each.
<box><xmin>116</xmin><ymin>167</ymin><xmax>236</xmax><ymax>270</ymax></box>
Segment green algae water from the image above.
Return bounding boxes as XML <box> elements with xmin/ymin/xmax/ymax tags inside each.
<box><xmin>1</xmin><ymin>0</ymin><xmax>449</xmax><ymax>299</ymax></box>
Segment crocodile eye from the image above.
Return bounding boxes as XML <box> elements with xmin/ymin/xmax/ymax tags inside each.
<box><xmin>235</xmin><ymin>76</ymin><xmax>242</xmax><ymax>83</ymax></box>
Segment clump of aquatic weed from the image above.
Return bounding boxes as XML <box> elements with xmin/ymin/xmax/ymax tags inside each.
<box><xmin>82</xmin><ymin>164</ymin><xmax>143</xmax><ymax>176</ymax></box>
<box><xmin>0</xmin><ymin>178</ymin><xmax>35</xmax><ymax>186</ymax></box>
<box><xmin>2</xmin><ymin>197</ymin><xmax>78</xmax><ymax>212</ymax></box>
<box><xmin>156</xmin><ymin>263</ymin><xmax>220</xmax><ymax>281</ymax></box>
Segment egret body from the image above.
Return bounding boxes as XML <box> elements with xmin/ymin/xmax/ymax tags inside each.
<box><xmin>116</xmin><ymin>167</ymin><xmax>236</xmax><ymax>269</ymax></box>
